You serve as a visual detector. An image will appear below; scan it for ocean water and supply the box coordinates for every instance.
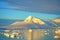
[0,29,60,40]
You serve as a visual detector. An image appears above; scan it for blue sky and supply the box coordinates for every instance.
[0,9,59,20]
[0,0,60,20]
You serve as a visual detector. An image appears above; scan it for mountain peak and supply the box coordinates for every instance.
[53,18,60,23]
[11,16,45,25]
[24,16,33,23]
[24,16,45,25]
[28,16,33,18]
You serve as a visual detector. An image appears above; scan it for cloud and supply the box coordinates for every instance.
[0,0,60,15]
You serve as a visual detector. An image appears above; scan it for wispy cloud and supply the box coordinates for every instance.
[0,0,60,15]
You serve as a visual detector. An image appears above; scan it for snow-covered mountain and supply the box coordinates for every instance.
[52,18,60,27]
[53,18,60,23]
[0,16,60,29]
[11,16,45,25]
[24,16,45,25]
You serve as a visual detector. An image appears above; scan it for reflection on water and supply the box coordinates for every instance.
[0,29,60,40]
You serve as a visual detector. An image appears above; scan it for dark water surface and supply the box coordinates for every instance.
[0,29,60,40]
